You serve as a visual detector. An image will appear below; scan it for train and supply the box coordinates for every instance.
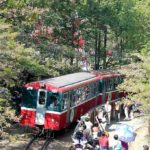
[19,70,125,131]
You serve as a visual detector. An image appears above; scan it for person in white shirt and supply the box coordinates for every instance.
[95,110,107,131]
[123,103,129,120]
[104,101,112,124]
[113,134,122,150]
[84,117,93,135]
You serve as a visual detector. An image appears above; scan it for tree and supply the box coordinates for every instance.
[118,52,150,114]
[0,17,50,134]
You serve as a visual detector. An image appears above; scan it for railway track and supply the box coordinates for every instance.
[24,130,53,150]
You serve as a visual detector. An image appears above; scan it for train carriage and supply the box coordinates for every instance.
[20,71,124,131]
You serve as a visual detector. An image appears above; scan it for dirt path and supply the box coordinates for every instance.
[129,126,150,150]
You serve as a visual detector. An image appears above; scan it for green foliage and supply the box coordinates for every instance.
[0,87,16,131]
[118,52,150,114]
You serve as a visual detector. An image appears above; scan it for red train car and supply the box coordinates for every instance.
[19,71,124,130]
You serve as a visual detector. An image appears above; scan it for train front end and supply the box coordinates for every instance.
[19,82,65,130]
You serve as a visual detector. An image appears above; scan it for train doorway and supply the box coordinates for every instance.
[35,89,47,125]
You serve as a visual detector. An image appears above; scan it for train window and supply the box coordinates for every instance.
[63,92,69,110]
[22,88,37,108]
[49,95,57,107]
[90,83,94,97]
[85,85,90,99]
[39,90,46,105]
[114,77,118,89]
[107,79,111,91]
[114,76,123,89]
[70,88,85,106]
[109,78,114,91]
[74,89,81,105]
[106,79,109,91]
[103,79,107,92]
[89,83,95,98]
[71,90,76,106]
[99,80,103,93]
[118,76,123,84]
[81,87,86,101]
[95,81,99,94]
[77,88,82,102]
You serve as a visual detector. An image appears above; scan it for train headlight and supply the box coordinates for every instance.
[27,87,33,90]
[40,82,45,88]
[51,119,55,122]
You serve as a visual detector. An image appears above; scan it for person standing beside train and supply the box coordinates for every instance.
[104,101,112,124]
[123,103,129,120]
[115,102,121,122]
[84,117,93,135]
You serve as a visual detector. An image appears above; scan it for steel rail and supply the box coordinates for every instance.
[24,132,41,150]
[40,138,51,150]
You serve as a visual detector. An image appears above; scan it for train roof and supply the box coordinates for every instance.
[25,70,123,92]
[92,70,121,78]
[41,72,96,88]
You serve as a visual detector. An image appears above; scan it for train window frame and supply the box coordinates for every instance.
[109,78,114,91]
[62,92,69,110]
[90,83,95,97]
[90,83,94,98]
[81,86,86,101]
[49,95,58,107]
[77,88,82,102]
[71,90,76,107]
[96,81,99,94]
[114,77,118,89]
[75,88,81,105]
[99,80,104,93]
[85,85,90,100]
[103,79,107,92]
[37,89,47,107]
[22,88,37,108]
[47,92,60,111]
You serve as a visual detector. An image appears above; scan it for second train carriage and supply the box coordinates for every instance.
[20,71,124,130]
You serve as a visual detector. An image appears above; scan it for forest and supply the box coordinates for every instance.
[0,0,150,131]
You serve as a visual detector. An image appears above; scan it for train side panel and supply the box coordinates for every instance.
[44,112,67,130]
[20,108,36,127]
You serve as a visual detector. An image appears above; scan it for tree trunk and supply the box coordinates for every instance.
[70,56,74,65]
[95,29,98,70]
[103,27,107,69]
[97,31,101,69]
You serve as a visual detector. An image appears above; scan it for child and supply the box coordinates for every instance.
[113,134,122,150]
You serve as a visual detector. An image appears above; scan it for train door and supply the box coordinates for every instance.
[65,90,76,124]
[35,89,47,125]
[65,91,72,124]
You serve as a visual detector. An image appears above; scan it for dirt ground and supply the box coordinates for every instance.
[129,126,150,150]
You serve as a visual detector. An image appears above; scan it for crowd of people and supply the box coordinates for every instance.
[70,100,144,150]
